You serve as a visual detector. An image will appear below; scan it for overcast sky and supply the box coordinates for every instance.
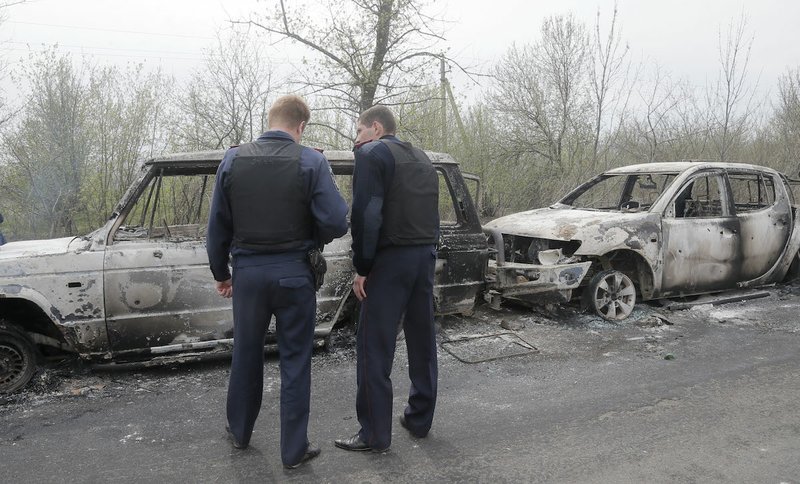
[2,0,799,101]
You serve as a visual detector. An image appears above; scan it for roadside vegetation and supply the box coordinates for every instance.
[1,0,799,240]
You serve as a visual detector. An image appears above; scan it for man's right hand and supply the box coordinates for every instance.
[216,279,233,298]
[352,275,367,301]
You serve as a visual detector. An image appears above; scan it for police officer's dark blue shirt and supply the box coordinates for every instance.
[207,130,349,282]
[350,135,400,276]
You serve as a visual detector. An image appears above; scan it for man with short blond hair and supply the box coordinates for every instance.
[207,94,348,469]
[267,94,311,128]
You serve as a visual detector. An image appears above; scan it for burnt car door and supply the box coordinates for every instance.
[660,171,742,295]
[726,170,792,280]
[103,165,232,354]
[321,156,487,322]
[433,163,487,315]
[314,164,356,334]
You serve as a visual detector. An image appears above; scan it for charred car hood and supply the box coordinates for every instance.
[485,207,653,243]
[0,237,78,261]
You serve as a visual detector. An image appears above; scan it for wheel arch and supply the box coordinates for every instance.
[595,249,657,300]
[0,296,72,351]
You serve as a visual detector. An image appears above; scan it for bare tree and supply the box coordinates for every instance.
[241,0,451,132]
[667,80,713,161]
[775,67,800,171]
[0,1,26,127]
[590,4,630,167]
[492,14,592,167]
[83,65,173,225]
[707,14,758,162]
[175,32,275,151]
[620,63,682,162]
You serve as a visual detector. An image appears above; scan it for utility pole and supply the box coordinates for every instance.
[440,55,447,151]
[445,81,469,150]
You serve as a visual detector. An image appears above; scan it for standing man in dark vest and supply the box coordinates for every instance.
[207,95,349,469]
[335,105,440,452]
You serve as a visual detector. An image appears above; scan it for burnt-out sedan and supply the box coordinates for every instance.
[484,162,800,320]
[0,150,487,393]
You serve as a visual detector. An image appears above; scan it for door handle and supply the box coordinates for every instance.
[153,250,163,259]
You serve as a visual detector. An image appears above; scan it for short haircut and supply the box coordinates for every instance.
[358,105,397,134]
[268,95,311,129]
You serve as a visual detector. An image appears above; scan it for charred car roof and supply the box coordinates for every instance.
[145,149,460,167]
[605,161,779,174]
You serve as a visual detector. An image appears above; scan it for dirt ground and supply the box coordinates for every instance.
[3,282,799,411]
[2,283,799,482]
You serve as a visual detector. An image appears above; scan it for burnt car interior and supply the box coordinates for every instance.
[728,173,776,212]
[112,161,465,246]
[563,173,677,212]
[673,175,726,218]
[330,165,462,225]
[114,167,216,242]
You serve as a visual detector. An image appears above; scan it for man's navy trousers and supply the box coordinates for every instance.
[356,244,438,450]
[227,253,315,466]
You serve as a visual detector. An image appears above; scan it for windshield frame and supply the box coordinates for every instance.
[557,172,679,212]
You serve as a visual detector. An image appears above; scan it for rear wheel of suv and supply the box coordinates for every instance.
[585,270,637,321]
[0,322,37,393]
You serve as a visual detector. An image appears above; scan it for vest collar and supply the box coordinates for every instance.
[258,130,296,142]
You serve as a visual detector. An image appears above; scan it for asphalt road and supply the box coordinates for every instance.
[2,285,800,483]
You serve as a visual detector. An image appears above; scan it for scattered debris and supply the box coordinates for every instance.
[634,313,673,327]
[441,332,538,364]
[500,319,525,331]
[69,384,105,396]
[664,290,771,310]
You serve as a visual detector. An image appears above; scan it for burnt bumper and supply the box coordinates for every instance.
[483,228,591,308]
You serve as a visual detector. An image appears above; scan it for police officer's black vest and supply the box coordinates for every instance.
[224,140,313,252]
[380,140,439,245]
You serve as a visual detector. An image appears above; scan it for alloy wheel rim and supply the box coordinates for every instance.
[594,272,636,320]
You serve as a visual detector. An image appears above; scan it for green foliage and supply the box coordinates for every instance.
[1,11,800,244]
[0,50,173,240]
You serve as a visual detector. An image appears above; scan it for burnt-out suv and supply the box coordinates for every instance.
[484,162,800,320]
[0,150,487,393]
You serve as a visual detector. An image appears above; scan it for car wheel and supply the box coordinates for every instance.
[0,322,38,394]
[585,270,637,321]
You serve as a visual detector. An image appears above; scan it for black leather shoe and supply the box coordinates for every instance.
[225,425,248,449]
[284,444,321,469]
[334,433,389,453]
[398,415,428,438]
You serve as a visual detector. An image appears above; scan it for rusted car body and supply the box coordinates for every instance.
[0,150,486,392]
[484,162,800,319]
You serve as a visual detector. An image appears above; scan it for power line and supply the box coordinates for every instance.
[2,43,299,65]
[5,40,205,58]
[7,20,215,40]
[3,46,204,62]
